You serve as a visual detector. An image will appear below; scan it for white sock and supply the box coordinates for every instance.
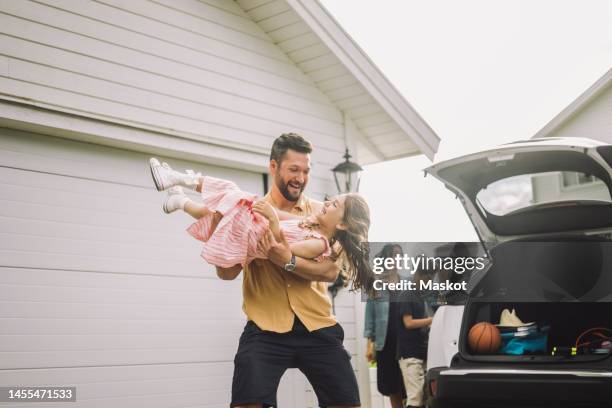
[181,170,202,190]
[165,190,190,213]
[177,195,190,210]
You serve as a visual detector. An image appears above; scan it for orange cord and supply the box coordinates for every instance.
[577,333,612,348]
[575,327,612,348]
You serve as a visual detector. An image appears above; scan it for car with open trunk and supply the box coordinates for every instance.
[423,137,612,407]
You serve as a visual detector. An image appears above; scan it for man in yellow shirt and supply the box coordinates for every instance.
[217,133,360,408]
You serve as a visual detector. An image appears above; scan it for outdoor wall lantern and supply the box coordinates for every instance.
[332,148,363,194]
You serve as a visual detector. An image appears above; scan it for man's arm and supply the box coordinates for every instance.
[258,229,339,282]
[292,256,339,282]
[216,265,242,280]
[289,239,327,260]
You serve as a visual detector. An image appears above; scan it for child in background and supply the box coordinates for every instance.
[397,268,433,408]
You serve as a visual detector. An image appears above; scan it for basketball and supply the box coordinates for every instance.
[468,322,501,354]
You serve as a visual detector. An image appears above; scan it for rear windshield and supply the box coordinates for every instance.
[476,171,612,216]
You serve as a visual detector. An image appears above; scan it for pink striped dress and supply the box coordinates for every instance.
[186,176,332,268]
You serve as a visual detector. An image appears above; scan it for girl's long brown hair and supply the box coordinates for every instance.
[330,194,375,297]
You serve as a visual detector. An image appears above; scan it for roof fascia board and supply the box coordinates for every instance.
[287,0,440,160]
[533,68,612,139]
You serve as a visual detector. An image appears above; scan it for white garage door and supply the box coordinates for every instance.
[0,128,285,407]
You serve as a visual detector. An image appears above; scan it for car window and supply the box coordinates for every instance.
[476,171,612,216]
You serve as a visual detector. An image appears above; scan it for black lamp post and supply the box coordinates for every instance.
[329,148,363,311]
[332,148,363,194]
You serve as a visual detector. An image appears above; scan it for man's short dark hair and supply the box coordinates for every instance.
[270,133,313,163]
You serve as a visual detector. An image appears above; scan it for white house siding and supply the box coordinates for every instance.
[544,83,612,143]
[531,173,609,204]
[0,0,352,199]
[0,127,262,407]
[0,1,367,406]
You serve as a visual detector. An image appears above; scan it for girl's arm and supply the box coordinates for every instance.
[253,201,326,260]
[252,201,282,241]
[289,239,326,260]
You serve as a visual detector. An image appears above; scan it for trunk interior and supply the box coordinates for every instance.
[461,301,612,362]
[459,238,612,363]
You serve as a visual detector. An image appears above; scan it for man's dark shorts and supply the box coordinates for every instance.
[231,317,360,407]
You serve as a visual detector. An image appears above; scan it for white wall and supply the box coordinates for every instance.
[532,173,609,203]
[546,84,612,143]
[0,128,261,407]
[0,0,353,199]
[0,1,368,405]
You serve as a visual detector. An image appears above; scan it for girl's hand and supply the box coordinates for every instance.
[253,200,277,221]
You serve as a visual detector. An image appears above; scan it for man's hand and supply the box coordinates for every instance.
[258,228,339,282]
[258,228,292,267]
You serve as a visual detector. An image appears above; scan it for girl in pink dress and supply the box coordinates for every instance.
[149,158,374,293]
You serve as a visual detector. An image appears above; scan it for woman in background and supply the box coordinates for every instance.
[364,244,406,408]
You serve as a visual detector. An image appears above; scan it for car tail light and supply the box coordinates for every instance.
[429,378,438,397]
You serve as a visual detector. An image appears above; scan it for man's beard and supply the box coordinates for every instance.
[276,176,303,202]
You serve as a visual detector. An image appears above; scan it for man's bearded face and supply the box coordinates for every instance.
[273,149,311,202]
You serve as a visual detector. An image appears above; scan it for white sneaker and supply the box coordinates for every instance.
[163,186,189,214]
[149,158,202,191]
[498,308,534,327]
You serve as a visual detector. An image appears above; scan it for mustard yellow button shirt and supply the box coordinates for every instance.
[242,193,338,333]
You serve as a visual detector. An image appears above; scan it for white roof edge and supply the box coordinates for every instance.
[533,67,612,139]
[287,0,440,160]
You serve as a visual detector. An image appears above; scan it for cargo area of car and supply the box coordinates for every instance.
[461,301,612,362]
[459,238,612,363]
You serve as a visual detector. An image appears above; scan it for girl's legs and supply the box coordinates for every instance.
[183,199,213,219]
[153,158,229,230]
[195,178,204,193]
[163,187,211,219]
[165,188,223,230]
[150,158,239,196]
[150,158,203,191]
